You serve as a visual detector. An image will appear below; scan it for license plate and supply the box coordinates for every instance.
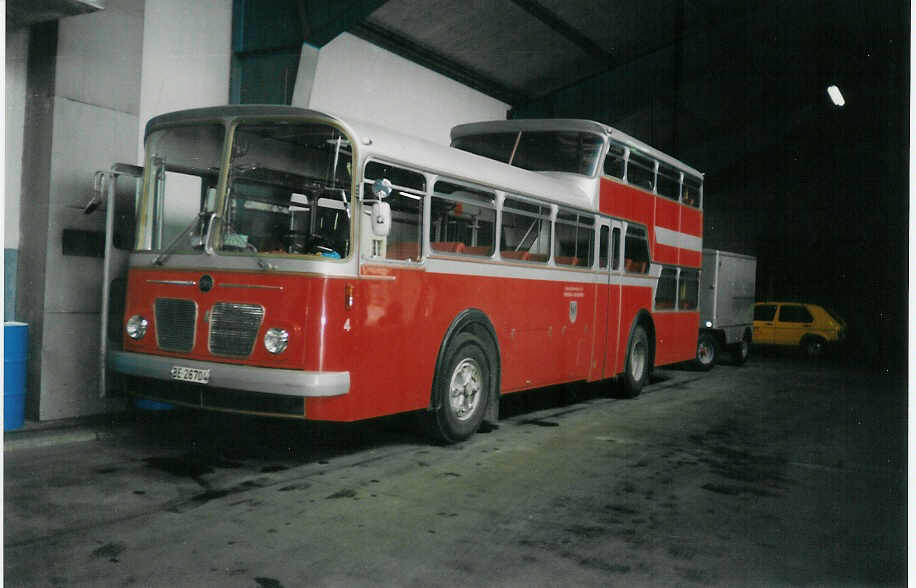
[170,366,210,384]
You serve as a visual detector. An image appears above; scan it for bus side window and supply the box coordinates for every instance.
[627,151,655,192]
[623,225,650,273]
[604,143,626,179]
[656,163,680,200]
[655,268,677,309]
[555,209,594,267]
[363,161,426,262]
[501,196,551,263]
[682,175,702,208]
[430,180,496,257]
[678,268,699,310]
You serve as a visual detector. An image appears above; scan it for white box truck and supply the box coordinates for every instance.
[695,249,757,369]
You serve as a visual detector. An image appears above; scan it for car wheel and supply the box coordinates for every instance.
[802,336,826,359]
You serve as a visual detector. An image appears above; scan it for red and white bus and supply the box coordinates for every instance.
[109,105,703,442]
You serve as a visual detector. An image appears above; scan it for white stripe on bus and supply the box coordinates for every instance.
[653,227,702,252]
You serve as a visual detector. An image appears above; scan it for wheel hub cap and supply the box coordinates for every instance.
[449,358,482,421]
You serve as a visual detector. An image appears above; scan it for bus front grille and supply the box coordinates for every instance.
[209,303,265,357]
[154,298,197,352]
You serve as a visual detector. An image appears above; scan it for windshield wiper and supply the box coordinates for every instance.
[153,211,213,266]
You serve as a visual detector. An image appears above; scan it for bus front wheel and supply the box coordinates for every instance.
[621,325,650,398]
[427,333,490,443]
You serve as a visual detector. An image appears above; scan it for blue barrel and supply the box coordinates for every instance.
[134,398,174,411]
[4,322,28,431]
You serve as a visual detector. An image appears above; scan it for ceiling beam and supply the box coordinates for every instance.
[507,0,612,63]
[350,21,527,106]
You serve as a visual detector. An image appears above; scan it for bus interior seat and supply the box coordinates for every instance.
[500,250,530,261]
[386,241,420,260]
[430,241,465,253]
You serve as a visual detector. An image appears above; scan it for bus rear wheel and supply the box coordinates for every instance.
[427,333,490,443]
[621,325,650,398]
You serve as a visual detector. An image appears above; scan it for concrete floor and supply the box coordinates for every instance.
[3,354,907,587]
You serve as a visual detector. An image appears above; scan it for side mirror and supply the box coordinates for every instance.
[371,201,391,237]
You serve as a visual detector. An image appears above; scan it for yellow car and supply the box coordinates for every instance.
[753,302,847,357]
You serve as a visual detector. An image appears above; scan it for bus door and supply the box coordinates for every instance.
[590,219,623,380]
[90,163,143,397]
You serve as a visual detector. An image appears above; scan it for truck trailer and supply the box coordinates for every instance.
[695,249,757,369]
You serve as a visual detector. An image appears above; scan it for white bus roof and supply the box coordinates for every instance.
[338,115,596,211]
[451,118,703,179]
[145,105,596,212]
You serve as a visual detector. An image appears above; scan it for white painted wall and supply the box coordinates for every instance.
[137,0,232,161]
[56,0,145,115]
[5,28,29,249]
[305,33,508,145]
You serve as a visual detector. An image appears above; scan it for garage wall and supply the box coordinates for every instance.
[17,0,146,421]
[137,0,232,160]
[305,33,508,144]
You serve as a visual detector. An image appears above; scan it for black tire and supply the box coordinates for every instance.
[426,333,491,443]
[621,325,650,398]
[801,336,826,359]
[695,332,717,371]
[733,333,751,365]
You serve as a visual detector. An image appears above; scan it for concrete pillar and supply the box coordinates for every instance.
[15,0,144,421]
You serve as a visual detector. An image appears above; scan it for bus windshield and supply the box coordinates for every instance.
[138,121,353,261]
[138,124,225,254]
[219,123,352,258]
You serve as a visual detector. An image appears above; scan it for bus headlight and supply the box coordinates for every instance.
[126,315,148,340]
[264,328,289,354]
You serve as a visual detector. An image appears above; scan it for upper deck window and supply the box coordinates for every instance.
[682,174,702,208]
[452,132,517,164]
[604,142,626,179]
[656,163,680,200]
[627,151,655,192]
[511,131,604,175]
[451,130,604,176]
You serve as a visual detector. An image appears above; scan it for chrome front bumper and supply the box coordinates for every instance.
[110,351,349,398]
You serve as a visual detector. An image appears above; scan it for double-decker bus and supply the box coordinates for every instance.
[109,105,703,442]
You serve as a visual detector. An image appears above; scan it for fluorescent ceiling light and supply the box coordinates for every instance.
[827,85,845,107]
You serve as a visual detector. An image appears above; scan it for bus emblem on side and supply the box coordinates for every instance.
[569,301,578,324]
[199,275,214,292]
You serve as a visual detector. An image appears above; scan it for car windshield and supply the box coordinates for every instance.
[218,122,352,258]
